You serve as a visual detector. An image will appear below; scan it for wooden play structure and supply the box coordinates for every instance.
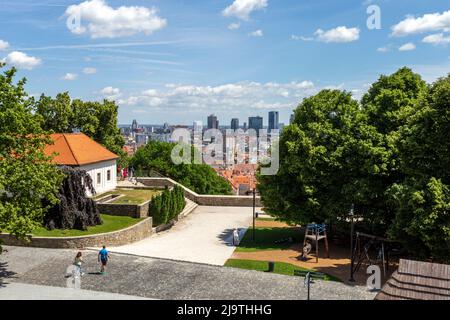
[350,232,396,279]
[302,224,330,263]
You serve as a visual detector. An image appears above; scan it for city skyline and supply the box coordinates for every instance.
[1,1,448,124]
[121,111,284,128]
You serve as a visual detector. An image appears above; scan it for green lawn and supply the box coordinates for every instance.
[256,217,277,222]
[224,259,340,281]
[94,188,161,204]
[235,227,303,252]
[31,214,143,237]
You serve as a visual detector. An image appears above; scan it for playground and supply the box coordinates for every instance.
[228,218,398,285]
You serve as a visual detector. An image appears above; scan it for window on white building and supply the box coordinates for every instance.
[97,172,101,185]
[107,170,111,181]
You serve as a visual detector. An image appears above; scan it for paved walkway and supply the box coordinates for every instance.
[0,246,375,300]
[109,206,255,265]
[0,282,151,300]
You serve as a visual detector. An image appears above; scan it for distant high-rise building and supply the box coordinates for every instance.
[249,116,263,133]
[243,122,247,130]
[268,111,279,133]
[289,113,295,124]
[131,119,138,132]
[193,121,203,132]
[231,118,239,131]
[207,114,219,129]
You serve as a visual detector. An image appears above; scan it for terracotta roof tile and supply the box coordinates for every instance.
[44,133,119,166]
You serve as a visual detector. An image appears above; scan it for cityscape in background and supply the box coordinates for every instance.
[120,110,291,195]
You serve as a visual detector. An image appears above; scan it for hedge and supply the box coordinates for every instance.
[150,186,186,226]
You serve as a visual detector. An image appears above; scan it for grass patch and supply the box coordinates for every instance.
[256,217,276,222]
[224,259,340,281]
[31,214,143,237]
[235,227,302,252]
[94,188,161,204]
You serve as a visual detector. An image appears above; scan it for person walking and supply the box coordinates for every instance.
[98,245,110,274]
[74,251,85,276]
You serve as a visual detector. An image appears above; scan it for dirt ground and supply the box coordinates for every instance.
[232,219,397,285]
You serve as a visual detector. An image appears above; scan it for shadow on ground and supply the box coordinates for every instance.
[0,261,17,287]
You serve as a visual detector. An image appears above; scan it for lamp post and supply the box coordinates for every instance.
[252,188,256,241]
[349,203,356,282]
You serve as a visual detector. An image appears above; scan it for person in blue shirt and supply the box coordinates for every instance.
[98,245,110,274]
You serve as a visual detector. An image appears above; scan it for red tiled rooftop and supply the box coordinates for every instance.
[44,133,119,166]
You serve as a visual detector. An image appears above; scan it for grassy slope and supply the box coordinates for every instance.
[224,259,340,281]
[94,189,161,204]
[31,214,143,237]
[235,227,302,252]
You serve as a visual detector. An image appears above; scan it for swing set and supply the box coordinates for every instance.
[350,232,396,279]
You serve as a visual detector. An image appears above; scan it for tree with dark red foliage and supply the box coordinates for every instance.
[44,166,102,230]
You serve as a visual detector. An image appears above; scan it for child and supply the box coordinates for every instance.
[98,246,110,274]
[74,252,85,276]
[300,241,312,261]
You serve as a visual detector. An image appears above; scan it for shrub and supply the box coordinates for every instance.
[149,186,186,226]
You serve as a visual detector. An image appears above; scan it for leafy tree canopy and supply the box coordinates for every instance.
[34,92,126,163]
[258,68,450,262]
[0,64,64,240]
[131,140,232,195]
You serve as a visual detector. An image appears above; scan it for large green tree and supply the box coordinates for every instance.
[35,94,126,162]
[387,74,450,262]
[258,68,450,262]
[131,140,232,195]
[258,89,388,231]
[0,65,64,242]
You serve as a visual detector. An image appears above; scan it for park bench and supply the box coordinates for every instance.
[294,270,326,300]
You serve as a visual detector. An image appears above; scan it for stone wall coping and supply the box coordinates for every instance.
[0,217,151,241]
[137,177,259,199]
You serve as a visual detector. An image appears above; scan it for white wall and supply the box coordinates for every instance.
[79,159,117,196]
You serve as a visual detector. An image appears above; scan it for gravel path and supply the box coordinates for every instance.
[109,206,255,265]
[0,246,376,300]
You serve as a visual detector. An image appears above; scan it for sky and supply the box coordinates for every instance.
[0,0,449,125]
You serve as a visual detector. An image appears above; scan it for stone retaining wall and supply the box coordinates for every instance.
[0,217,152,249]
[96,200,150,219]
[137,177,262,207]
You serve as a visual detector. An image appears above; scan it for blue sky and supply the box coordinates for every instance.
[0,0,449,125]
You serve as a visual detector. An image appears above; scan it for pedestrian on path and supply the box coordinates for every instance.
[98,246,110,274]
[74,252,84,276]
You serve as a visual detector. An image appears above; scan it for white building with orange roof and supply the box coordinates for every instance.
[44,133,119,195]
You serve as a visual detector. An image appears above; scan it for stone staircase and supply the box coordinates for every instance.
[179,198,198,218]
[151,198,198,234]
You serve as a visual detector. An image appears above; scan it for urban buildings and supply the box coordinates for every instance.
[248,116,263,133]
[231,118,239,131]
[268,111,279,133]
[207,114,219,129]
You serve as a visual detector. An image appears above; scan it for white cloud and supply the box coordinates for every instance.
[1,51,41,70]
[65,0,167,39]
[391,10,450,36]
[62,73,78,80]
[228,22,241,30]
[100,86,121,100]
[222,0,268,21]
[0,40,9,50]
[83,67,97,74]
[422,33,450,45]
[398,42,416,51]
[248,29,263,37]
[377,46,389,52]
[116,80,317,113]
[291,35,313,41]
[314,26,360,43]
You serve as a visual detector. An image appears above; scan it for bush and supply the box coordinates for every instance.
[131,140,232,195]
[149,186,186,226]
